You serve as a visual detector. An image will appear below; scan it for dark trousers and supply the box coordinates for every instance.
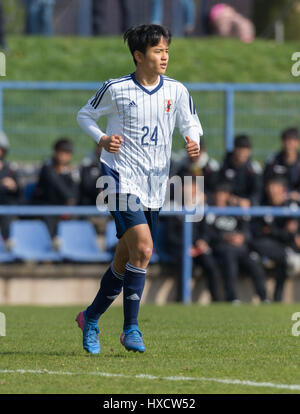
[194,252,221,301]
[25,0,54,35]
[0,2,5,49]
[93,0,130,34]
[215,244,267,302]
[0,215,12,240]
[253,237,288,302]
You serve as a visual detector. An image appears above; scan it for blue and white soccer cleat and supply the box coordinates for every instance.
[120,325,145,353]
[76,310,100,354]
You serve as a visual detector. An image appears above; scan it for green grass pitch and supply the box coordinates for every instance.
[0,303,300,394]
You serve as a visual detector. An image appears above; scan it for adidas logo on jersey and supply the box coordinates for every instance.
[129,100,137,107]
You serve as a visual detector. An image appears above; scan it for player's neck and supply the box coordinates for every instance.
[134,68,160,87]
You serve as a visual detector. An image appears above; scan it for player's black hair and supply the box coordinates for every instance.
[123,24,172,65]
[281,127,299,141]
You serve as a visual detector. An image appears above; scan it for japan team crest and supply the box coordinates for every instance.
[164,99,173,113]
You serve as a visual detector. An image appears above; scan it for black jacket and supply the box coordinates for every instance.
[219,152,262,204]
[264,151,300,192]
[0,161,20,204]
[175,153,220,196]
[252,200,300,249]
[33,159,79,205]
[193,212,252,249]
[79,153,102,205]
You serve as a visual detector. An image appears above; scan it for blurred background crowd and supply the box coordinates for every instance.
[0,0,300,48]
[1,125,300,303]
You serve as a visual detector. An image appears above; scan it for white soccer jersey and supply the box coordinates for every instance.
[77,73,203,208]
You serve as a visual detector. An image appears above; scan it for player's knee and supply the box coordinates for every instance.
[130,243,153,263]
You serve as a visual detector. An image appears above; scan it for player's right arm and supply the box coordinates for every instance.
[77,81,122,153]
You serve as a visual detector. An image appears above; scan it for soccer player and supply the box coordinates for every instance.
[76,24,203,354]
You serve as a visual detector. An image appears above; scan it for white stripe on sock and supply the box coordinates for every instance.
[110,263,124,280]
[125,263,147,274]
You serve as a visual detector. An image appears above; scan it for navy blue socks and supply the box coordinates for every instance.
[123,262,146,330]
[85,261,147,331]
[86,263,124,321]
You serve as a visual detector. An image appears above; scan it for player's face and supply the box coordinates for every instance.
[139,37,169,75]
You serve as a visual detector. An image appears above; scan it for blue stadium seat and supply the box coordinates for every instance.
[57,220,112,262]
[105,220,118,252]
[10,220,62,262]
[0,233,15,262]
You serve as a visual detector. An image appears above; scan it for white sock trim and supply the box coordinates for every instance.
[125,262,147,274]
[110,263,124,280]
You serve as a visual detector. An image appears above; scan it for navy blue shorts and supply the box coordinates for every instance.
[108,193,161,241]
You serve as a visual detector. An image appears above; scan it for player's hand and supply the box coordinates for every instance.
[100,135,123,153]
[185,136,199,159]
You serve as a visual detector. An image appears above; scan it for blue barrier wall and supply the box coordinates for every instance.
[1,205,300,303]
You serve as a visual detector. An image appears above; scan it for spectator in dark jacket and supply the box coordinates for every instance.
[0,0,6,51]
[252,177,295,301]
[79,144,102,206]
[0,131,20,239]
[175,139,219,202]
[219,134,263,207]
[264,127,300,203]
[33,138,79,236]
[200,181,267,303]
[191,209,222,302]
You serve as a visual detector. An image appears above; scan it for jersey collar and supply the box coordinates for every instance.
[131,73,164,95]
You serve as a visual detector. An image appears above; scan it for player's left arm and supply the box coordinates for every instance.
[176,85,203,158]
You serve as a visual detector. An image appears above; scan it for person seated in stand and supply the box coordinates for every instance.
[219,134,263,208]
[79,144,102,206]
[175,138,219,202]
[202,181,267,304]
[264,127,300,203]
[0,131,20,239]
[33,138,79,236]
[252,177,294,302]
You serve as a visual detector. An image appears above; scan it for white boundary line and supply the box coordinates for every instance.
[0,369,299,391]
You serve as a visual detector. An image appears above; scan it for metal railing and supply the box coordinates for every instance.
[0,81,300,159]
